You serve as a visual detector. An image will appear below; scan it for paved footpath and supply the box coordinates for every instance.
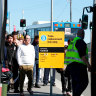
[7,82,63,96]
[7,71,91,96]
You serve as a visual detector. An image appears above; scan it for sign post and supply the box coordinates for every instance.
[39,31,65,95]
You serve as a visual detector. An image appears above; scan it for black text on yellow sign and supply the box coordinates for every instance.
[39,31,65,68]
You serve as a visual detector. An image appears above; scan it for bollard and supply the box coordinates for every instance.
[2,84,7,96]
[0,84,2,96]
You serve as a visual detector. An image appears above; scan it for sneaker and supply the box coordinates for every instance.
[52,83,56,86]
[48,80,50,83]
[32,84,34,88]
[35,84,41,88]
[43,83,47,86]
[66,91,72,96]
[27,89,33,95]
[62,91,67,96]
[20,92,24,96]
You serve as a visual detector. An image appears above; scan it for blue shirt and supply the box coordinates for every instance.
[34,45,39,60]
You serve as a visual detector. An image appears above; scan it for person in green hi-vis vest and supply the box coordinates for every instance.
[64,29,91,96]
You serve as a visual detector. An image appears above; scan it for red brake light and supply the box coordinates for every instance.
[54,24,58,27]
[77,24,81,27]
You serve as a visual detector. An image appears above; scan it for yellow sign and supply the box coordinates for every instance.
[39,31,65,68]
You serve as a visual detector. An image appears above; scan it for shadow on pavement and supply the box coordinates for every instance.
[7,91,63,96]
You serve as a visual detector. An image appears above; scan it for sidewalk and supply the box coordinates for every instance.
[7,72,91,96]
[7,82,63,96]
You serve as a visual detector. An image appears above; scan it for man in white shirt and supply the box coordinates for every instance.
[17,35,35,96]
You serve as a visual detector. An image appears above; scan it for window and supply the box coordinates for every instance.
[31,29,34,38]
[71,28,81,35]
[27,29,31,36]
[34,29,38,36]
[54,28,65,31]
[46,27,51,31]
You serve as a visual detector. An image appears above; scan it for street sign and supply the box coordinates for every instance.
[39,31,65,68]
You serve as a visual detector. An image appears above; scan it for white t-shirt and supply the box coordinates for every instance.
[16,44,35,66]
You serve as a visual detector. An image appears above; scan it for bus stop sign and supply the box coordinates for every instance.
[39,31,65,68]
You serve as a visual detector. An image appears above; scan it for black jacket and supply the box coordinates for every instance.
[5,42,16,66]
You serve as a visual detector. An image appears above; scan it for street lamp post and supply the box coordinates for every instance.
[51,0,53,32]
[70,0,72,22]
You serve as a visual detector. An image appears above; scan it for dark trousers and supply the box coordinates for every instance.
[35,64,40,84]
[65,69,72,92]
[61,71,67,92]
[56,69,67,92]
[20,65,33,92]
[33,63,40,84]
[8,60,19,91]
[43,68,55,84]
[66,63,88,96]
[13,59,19,91]
[13,66,19,90]
[66,75,72,92]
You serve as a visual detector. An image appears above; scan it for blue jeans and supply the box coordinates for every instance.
[33,63,40,84]
[43,68,55,84]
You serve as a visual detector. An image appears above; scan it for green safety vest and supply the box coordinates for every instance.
[64,37,88,65]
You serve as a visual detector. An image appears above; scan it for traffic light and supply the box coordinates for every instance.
[90,21,93,29]
[20,19,26,27]
[82,14,88,30]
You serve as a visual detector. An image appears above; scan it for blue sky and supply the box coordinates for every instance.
[7,0,93,43]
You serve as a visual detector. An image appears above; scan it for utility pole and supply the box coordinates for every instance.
[70,0,72,22]
[91,0,96,96]
[51,0,53,31]
[50,0,53,95]
[22,10,24,34]
[22,10,24,19]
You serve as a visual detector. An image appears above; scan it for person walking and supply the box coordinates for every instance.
[5,34,14,71]
[17,35,35,96]
[32,35,41,88]
[12,32,20,93]
[64,40,72,95]
[5,34,19,92]
[64,29,91,96]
